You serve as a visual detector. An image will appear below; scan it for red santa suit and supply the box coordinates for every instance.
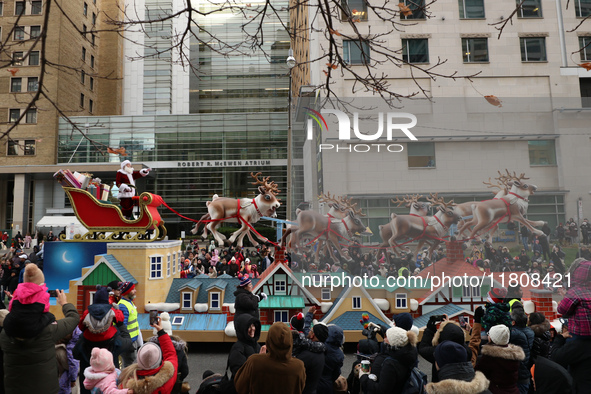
[115,160,150,218]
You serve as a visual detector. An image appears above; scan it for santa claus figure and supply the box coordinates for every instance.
[115,160,150,219]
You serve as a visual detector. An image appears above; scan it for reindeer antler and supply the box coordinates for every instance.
[250,172,281,196]
[339,195,365,217]
[319,192,339,205]
[483,177,504,192]
[390,194,423,207]
[427,193,455,209]
[504,169,529,183]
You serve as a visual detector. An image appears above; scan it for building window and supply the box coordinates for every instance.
[576,0,591,17]
[171,316,184,325]
[462,285,481,298]
[181,292,192,310]
[25,108,36,123]
[274,310,288,322]
[12,51,23,66]
[352,296,361,309]
[343,40,370,65]
[462,37,488,62]
[166,254,171,277]
[80,93,85,108]
[30,26,41,38]
[31,1,42,15]
[15,1,24,15]
[321,288,331,301]
[90,77,94,91]
[29,51,39,65]
[520,37,546,61]
[82,24,87,35]
[91,34,95,45]
[395,293,407,309]
[408,141,435,168]
[82,46,86,61]
[92,12,96,25]
[401,0,425,19]
[172,252,177,275]
[580,36,591,61]
[528,140,556,166]
[88,99,93,113]
[581,78,591,108]
[0,2,3,15]
[150,256,162,279]
[458,0,484,18]
[9,109,20,122]
[11,78,22,92]
[80,70,85,84]
[210,292,220,310]
[27,77,38,92]
[402,38,429,63]
[83,2,87,16]
[274,274,286,295]
[14,26,25,40]
[90,55,95,68]
[518,0,542,18]
[341,0,367,21]
[7,139,35,156]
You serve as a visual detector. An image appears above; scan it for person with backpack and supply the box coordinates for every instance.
[425,340,491,394]
[359,326,420,394]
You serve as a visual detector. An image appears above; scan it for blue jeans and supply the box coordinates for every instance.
[521,237,529,251]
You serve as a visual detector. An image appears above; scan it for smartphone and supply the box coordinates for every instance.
[459,316,469,328]
[149,310,158,325]
[48,290,58,297]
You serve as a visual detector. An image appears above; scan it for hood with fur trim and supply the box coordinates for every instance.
[425,371,490,394]
[529,320,551,337]
[480,344,525,361]
[124,361,175,394]
[147,334,188,355]
[432,320,466,346]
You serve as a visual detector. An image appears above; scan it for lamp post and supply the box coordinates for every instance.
[286,48,296,220]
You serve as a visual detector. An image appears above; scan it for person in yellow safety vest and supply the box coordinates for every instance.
[118,281,143,367]
[506,284,524,312]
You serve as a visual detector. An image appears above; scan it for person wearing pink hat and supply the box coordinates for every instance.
[83,347,132,394]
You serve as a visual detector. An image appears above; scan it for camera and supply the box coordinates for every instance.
[149,310,158,325]
[431,315,446,322]
[48,290,58,297]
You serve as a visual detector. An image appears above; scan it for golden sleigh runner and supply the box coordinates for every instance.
[61,187,167,242]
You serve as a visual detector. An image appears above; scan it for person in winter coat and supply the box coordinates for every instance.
[508,309,534,394]
[83,347,132,394]
[291,313,326,394]
[475,325,525,394]
[119,316,179,394]
[146,312,190,394]
[550,318,591,394]
[557,259,591,337]
[419,317,470,382]
[0,282,79,394]
[233,276,266,319]
[74,286,132,394]
[527,312,552,362]
[530,356,573,394]
[234,322,306,394]
[317,324,345,394]
[425,340,491,394]
[57,327,82,394]
[359,327,419,394]
[228,313,262,379]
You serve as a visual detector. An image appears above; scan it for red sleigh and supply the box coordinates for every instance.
[61,187,167,242]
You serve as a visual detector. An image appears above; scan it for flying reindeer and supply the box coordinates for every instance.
[378,194,430,252]
[191,172,281,247]
[380,193,460,257]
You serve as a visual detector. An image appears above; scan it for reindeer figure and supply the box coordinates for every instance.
[381,193,460,257]
[464,171,545,241]
[191,172,281,247]
[378,195,430,250]
[287,201,370,263]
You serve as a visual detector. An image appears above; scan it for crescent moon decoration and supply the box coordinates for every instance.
[62,251,73,263]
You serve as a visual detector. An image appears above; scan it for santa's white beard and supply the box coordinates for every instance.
[125,166,134,174]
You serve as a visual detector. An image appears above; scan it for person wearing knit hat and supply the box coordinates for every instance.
[393,312,414,331]
[290,312,305,332]
[427,340,491,394]
[107,280,121,305]
[487,287,508,304]
[115,160,151,219]
[234,274,266,319]
[360,326,418,394]
[476,325,525,394]
[83,347,131,394]
[118,281,140,368]
[119,316,179,393]
[9,263,50,313]
[311,323,329,343]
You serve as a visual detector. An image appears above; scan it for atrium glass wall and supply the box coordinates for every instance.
[189,0,291,113]
[58,114,288,223]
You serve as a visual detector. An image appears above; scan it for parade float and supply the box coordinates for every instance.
[48,168,560,343]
